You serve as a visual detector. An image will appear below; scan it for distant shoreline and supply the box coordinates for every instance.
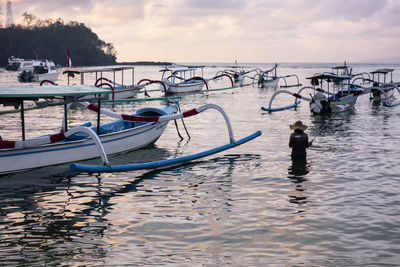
[115,61,174,66]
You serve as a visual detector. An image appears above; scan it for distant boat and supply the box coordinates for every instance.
[369,68,398,103]
[18,60,60,83]
[252,64,302,89]
[62,66,145,100]
[159,66,208,94]
[6,57,41,72]
[262,63,367,114]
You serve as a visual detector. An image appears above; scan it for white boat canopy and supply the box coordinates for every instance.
[0,85,112,141]
[0,85,111,99]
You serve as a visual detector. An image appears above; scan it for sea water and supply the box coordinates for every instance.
[0,62,399,266]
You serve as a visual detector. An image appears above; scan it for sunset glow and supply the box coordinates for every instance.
[3,0,400,63]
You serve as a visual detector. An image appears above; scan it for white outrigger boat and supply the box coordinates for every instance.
[262,72,365,114]
[138,66,235,96]
[252,64,302,89]
[367,69,400,105]
[216,65,258,86]
[0,85,260,175]
[261,62,384,114]
[62,66,145,100]
[158,66,208,94]
[18,60,60,83]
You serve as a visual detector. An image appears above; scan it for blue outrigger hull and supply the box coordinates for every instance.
[70,130,261,173]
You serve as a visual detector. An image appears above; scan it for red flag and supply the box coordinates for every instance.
[67,49,72,68]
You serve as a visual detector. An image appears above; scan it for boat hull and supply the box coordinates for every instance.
[329,95,357,113]
[106,85,144,99]
[80,84,145,100]
[262,78,280,89]
[34,71,60,83]
[0,121,169,175]
[167,81,204,94]
[310,94,357,114]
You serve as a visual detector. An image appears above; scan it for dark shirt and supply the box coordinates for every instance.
[289,129,310,158]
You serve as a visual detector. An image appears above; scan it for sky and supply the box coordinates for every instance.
[1,0,400,63]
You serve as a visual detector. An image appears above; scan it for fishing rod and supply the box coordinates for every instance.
[310,111,341,144]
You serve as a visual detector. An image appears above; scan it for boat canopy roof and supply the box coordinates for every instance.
[370,68,394,74]
[0,85,110,98]
[306,73,352,80]
[160,66,200,73]
[63,66,135,75]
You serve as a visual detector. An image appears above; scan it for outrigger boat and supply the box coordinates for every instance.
[157,66,208,94]
[262,72,364,114]
[367,69,400,105]
[139,66,235,96]
[216,65,258,86]
[0,85,260,175]
[61,66,145,100]
[252,64,302,89]
[262,63,377,114]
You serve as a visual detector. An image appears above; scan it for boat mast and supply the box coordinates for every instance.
[20,100,25,140]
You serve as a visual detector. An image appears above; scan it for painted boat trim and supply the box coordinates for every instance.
[70,130,262,173]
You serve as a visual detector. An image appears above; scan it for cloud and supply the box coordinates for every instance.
[5,0,400,62]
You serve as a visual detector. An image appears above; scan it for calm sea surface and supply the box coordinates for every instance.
[0,62,399,266]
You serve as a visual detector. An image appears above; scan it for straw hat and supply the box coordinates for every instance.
[290,121,308,130]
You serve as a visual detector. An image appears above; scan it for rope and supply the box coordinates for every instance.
[177,102,191,139]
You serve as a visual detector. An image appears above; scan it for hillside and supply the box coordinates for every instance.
[0,13,117,67]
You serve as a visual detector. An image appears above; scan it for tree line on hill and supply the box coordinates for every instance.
[0,13,117,67]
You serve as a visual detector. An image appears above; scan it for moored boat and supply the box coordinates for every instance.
[62,66,145,100]
[1,84,261,175]
[263,72,364,114]
[6,57,41,71]
[18,60,60,83]
[159,66,208,94]
[368,68,400,104]
[0,84,175,175]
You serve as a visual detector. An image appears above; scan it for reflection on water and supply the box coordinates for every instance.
[288,158,309,206]
[1,63,400,265]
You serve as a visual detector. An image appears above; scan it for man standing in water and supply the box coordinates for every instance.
[289,121,312,161]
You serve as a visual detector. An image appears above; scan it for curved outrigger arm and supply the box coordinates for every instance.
[352,72,371,82]
[296,86,336,97]
[66,103,262,173]
[184,76,209,90]
[382,84,400,107]
[280,74,302,88]
[0,126,109,166]
[207,74,234,87]
[351,77,375,88]
[261,89,311,113]
[138,79,167,96]
[75,102,236,143]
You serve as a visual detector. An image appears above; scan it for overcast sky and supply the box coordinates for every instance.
[2,0,400,63]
